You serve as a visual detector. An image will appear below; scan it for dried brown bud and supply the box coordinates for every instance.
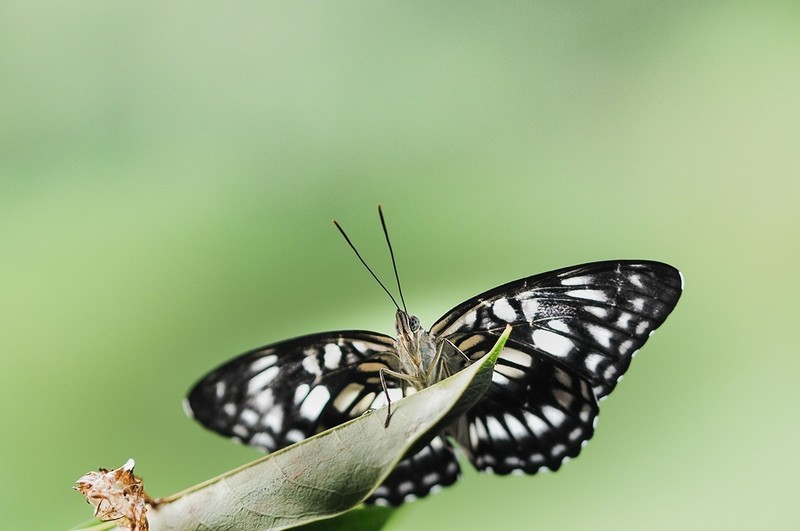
[74,458,149,531]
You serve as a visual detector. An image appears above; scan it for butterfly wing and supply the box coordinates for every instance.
[185,330,458,506]
[368,435,460,506]
[445,334,599,473]
[185,331,400,450]
[432,260,682,472]
[431,260,683,398]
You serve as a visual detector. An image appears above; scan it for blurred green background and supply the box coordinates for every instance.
[2,2,798,529]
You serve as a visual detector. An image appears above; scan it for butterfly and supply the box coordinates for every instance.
[184,208,683,506]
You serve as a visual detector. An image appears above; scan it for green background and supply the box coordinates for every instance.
[2,2,798,529]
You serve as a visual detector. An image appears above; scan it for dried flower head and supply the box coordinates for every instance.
[74,458,149,531]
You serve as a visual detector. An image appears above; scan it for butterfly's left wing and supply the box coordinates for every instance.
[185,331,401,450]
[432,260,683,473]
[185,330,459,506]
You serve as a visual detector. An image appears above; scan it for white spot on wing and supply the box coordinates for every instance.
[552,389,573,409]
[561,275,592,286]
[247,366,280,393]
[529,453,545,465]
[501,348,533,367]
[491,371,512,386]
[251,432,275,449]
[464,311,477,327]
[250,355,277,372]
[352,341,367,353]
[495,363,526,380]
[541,405,566,427]
[286,429,304,443]
[587,324,613,348]
[492,298,517,322]
[532,329,573,357]
[422,472,439,486]
[240,408,259,426]
[521,299,540,320]
[616,312,632,329]
[252,388,274,410]
[458,334,484,351]
[631,297,645,311]
[585,352,604,372]
[324,344,342,369]
[522,409,550,437]
[629,274,644,288]
[485,416,509,440]
[585,305,608,319]
[370,387,404,408]
[504,413,529,440]
[293,383,310,405]
[264,407,284,432]
[554,369,572,388]
[332,383,364,412]
[399,481,415,494]
[299,386,330,420]
[566,289,607,302]
[215,381,226,399]
[302,355,321,375]
[350,392,376,415]
[473,417,489,442]
[223,403,236,416]
[635,320,650,335]
[548,319,570,333]
[469,424,479,447]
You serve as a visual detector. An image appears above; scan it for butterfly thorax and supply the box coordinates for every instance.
[395,310,460,388]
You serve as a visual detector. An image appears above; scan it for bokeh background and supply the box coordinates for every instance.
[2,2,798,529]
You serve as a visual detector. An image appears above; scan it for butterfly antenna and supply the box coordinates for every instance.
[333,218,401,310]
[378,205,408,313]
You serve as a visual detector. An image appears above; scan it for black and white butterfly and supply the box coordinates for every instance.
[185,209,682,506]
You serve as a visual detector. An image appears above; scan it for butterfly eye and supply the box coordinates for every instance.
[408,315,420,331]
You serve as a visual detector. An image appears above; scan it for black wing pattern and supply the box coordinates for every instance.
[186,260,682,505]
[433,260,682,473]
[185,331,398,450]
[185,330,457,505]
[444,335,599,474]
[368,435,460,506]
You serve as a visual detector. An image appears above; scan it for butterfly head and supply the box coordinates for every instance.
[395,309,440,384]
[395,309,421,339]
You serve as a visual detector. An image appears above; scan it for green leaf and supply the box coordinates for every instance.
[125,326,510,531]
[292,506,393,531]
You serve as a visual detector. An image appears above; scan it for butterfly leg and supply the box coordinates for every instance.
[444,338,471,363]
[379,368,418,428]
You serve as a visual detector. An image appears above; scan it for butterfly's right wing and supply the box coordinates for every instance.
[431,260,683,399]
[432,260,682,474]
[185,330,400,451]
